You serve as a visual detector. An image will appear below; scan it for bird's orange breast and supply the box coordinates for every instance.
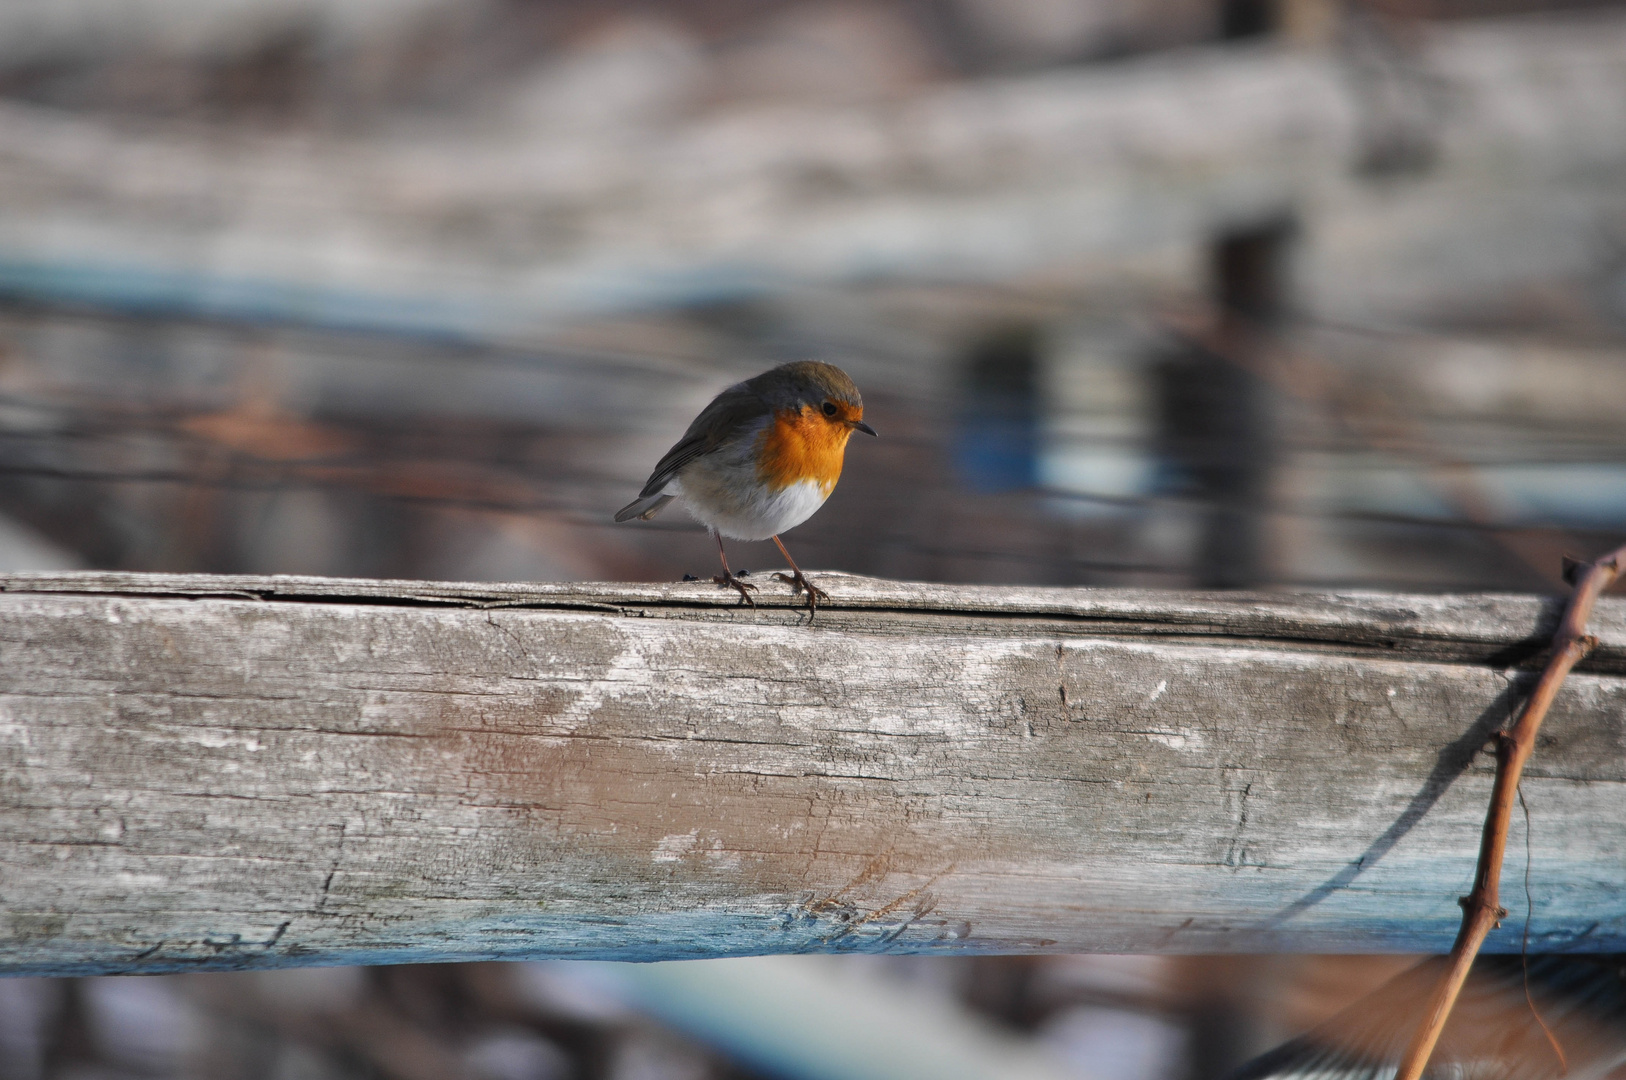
[755,405,854,495]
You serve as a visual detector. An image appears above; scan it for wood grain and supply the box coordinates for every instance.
[2,571,1623,975]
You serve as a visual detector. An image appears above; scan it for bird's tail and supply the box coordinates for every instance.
[614,493,676,523]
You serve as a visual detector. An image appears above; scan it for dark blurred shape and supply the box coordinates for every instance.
[954,324,1041,493]
[1213,220,1294,323]
[1180,956,1274,1080]
[1224,953,1626,1079]
[1155,219,1294,588]
[1221,0,1279,40]
[36,980,94,1079]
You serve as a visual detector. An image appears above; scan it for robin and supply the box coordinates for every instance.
[615,361,875,614]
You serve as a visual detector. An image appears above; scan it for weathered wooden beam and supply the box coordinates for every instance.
[2,571,1623,974]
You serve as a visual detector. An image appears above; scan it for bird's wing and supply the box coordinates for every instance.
[636,382,766,499]
[1224,955,1626,1080]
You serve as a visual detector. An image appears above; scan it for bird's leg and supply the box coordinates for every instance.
[771,535,829,615]
[710,531,757,606]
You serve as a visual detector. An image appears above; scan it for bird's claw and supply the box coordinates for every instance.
[774,571,830,615]
[712,572,758,607]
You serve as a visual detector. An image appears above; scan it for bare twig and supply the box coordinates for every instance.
[1394,540,1626,1080]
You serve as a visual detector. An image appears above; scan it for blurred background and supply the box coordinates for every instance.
[1,0,1624,1075]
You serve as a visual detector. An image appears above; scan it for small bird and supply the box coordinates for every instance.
[615,361,875,614]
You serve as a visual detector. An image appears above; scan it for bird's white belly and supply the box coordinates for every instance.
[675,472,830,541]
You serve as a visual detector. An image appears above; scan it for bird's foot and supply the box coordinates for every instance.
[712,571,758,607]
[773,570,830,615]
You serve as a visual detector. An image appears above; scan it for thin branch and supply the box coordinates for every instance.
[1394,540,1626,1080]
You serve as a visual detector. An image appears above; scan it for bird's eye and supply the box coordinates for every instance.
[821,401,838,417]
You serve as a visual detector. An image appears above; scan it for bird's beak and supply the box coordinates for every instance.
[853,420,877,437]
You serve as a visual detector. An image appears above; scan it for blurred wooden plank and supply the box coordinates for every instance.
[1,570,1623,974]
[3,15,1625,332]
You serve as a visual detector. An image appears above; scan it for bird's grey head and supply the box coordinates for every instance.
[747,361,863,413]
